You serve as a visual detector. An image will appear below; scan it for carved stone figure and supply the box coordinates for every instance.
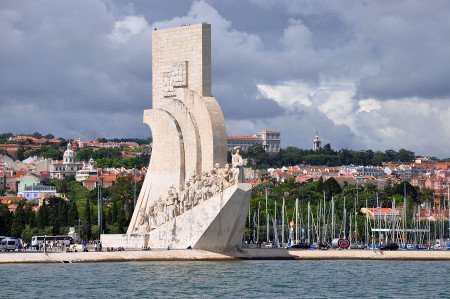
[165,186,178,221]
[232,146,244,183]
[156,196,166,226]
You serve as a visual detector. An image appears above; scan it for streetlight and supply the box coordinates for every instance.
[134,168,137,209]
[97,177,103,235]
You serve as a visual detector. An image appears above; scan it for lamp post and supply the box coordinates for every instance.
[78,219,81,243]
[97,177,103,235]
[134,168,137,209]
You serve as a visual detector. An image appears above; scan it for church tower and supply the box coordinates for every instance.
[313,131,321,152]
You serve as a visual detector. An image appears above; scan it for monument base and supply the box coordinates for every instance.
[101,183,251,251]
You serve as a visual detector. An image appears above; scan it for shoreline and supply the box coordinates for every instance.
[1,249,450,264]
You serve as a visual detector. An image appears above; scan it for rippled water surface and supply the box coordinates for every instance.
[1,260,449,298]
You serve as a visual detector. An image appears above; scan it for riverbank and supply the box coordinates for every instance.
[1,249,450,263]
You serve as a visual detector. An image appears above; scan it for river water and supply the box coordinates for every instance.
[1,260,449,298]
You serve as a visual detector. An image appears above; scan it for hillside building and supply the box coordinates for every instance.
[49,143,83,179]
[227,130,281,154]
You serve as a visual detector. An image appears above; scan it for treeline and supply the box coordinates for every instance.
[1,135,149,168]
[0,176,142,242]
[239,144,417,169]
[96,137,151,145]
[76,147,149,169]
[0,197,79,241]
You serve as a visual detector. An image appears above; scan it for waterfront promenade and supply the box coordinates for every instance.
[1,249,450,263]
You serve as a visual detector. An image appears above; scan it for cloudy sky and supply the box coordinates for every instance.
[1,0,449,157]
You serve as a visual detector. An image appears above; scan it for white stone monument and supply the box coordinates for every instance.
[101,23,251,251]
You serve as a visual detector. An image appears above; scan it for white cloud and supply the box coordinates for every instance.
[358,99,381,113]
[109,15,149,45]
[257,82,312,108]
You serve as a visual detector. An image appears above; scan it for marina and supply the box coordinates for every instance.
[245,185,450,251]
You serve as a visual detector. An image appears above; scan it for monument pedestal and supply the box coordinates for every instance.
[101,183,251,251]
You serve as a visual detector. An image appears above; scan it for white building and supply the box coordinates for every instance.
[0,154,13,165]
[18,183,57,200]
[339,165,386,177]
[50,143,83,179]
[75,158,98,182]
[227,130,281,154]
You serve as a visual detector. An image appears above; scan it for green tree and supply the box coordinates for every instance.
[32,132,43,138]
[15,146,25,161]
[245,144,269,169]
[67,199,79,226]
[316,176,324,193]
[0,204,12,235]
[117,207,125,234]
[42,148,63,160]
[323,177,342,200]
[83,198,92,240]
[397,149,415,162]
[10,202,26,237]
[37,202,49,229]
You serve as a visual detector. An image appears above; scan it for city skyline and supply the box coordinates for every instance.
[1,1,450,157]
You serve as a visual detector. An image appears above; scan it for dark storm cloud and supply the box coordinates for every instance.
[0,0,449,156]
[250,0,450,100]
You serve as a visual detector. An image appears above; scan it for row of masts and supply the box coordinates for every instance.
[246,186,450,249]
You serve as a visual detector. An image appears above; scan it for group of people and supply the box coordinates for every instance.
[37,239,72,252]
[134,147,245,234]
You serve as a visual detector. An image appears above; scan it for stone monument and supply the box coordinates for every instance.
[101,23,252,251]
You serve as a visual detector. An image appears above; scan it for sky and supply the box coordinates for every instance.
[1,0,449,157]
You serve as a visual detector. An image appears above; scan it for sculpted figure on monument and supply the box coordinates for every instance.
[232,146,244,183]
[194,175,203,206]
[148,206,156,229]
[138,208,147,226]
[187,177,196,209]
[156,196,166,226]
[165,186,178,221]
[220,164,232,189]
[201,178,212,202]
[177,185,186,215]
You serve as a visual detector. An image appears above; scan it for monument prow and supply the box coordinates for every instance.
[101,23,251,251]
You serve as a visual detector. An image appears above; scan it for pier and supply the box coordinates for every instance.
[1,249,450,264]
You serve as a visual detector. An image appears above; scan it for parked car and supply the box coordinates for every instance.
[380,243,399,251]
[289,243,310,249]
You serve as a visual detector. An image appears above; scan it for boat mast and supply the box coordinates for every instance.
[265,188,269,243]
[295,198,299,244]
[257,201,260,244]
[448,186,450,246]
[281,195,285,246]
[331,197,335,239]
[343,196,347,239]
[365,198,369,247]
[403,183,407,248]
[307,201,311,244]
[274,199,278,246]
[349,213,353,244]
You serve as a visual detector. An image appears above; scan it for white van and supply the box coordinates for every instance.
[3,237,22,252]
